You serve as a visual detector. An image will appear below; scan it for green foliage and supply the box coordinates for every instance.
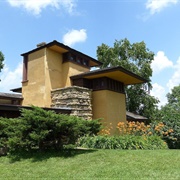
[0,51,4,74]
[116,120,179,149]
[0,106,101,152]
[159,107,180,149]
[77,135,168,150]
[0,117,8,148]
[159,84,180,149]
[96,38,159,119]
[166,85,180,105]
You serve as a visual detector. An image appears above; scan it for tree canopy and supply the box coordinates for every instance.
[160,85,180,148]
[0,51,4,76]
[161,84,180,114]
[96,38,159,119]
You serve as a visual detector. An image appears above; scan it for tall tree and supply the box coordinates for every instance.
[97,38,159,119]
[160,85,180,149]
[0,51,4,80]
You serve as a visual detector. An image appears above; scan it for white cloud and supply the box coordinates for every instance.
[0,63,22,93]
[151,51,173,74]
[62,29,87,46]
[167,57,180,91]
[150,83,167,107]
[7,0,76,15]
[146,0,178,14]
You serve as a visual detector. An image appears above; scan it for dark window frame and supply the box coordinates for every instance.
[72,77,125,93]
[63,52,90,68]
[22,55,28,82]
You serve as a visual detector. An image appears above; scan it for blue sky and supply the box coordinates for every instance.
[0,0,180,107]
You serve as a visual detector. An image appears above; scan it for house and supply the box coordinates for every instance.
[126,111,149,124]
[0,40,147,133]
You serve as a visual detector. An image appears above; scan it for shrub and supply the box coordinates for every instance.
[0,117,9,155]
[0,106,101,152]
[77,135,168,150]
[150,121,180,149]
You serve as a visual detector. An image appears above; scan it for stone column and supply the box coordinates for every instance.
[51,86,92,120]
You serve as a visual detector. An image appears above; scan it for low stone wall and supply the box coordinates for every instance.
[51,86,92,120]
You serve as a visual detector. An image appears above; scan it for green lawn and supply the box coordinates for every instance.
[0,149,179,179]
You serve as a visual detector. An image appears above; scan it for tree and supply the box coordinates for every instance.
[96,38,159,119]
[0,51,4,80]
[166,85,180,107]
[160,85,180,148]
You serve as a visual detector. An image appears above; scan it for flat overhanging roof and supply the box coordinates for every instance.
[0,92,23,100]
[71,66,148,85]
[0,104,72,114]
[21,40,102,67]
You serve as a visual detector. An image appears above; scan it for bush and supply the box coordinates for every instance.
[160,108,180,149]
[77,135,168,150]
[0,117,9,155]
[0,106,101,152]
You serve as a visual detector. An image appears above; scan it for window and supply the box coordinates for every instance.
[72,77,124,93]
[22,55,28,82]
[92,77,124,93]
[63,52,90,68]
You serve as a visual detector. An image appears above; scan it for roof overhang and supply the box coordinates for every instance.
[0,104,72,114]
[21,40,102,67]
[10,87,22,93]
[0,92,23,100]
[71,66,148,85]
[126,111,148,120]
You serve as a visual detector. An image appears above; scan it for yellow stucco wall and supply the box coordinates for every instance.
[46,49,63,89]
[22,48,90,107]
[92,90,126,134]
[62,62,89,87]
[22,49,47,107]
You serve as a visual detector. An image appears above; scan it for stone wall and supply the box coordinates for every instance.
[51,86,92,120]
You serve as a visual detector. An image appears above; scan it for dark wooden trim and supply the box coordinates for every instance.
[10,87,22,93]
[63,52,91,69]
[0,93,23,100]
[22,55,28,82]
[72,77,125,93]
[21,40,102,67]
[22,80,29,83]
[0,104,72,118]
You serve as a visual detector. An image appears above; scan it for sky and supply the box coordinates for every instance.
[0,0,180,107]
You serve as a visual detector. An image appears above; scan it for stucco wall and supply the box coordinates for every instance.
[46,49,63,89]
[92,90,126,134]
[22,48,90,107]
[22,49,46,106]
[51,86,92,120]
[62,62,89,87]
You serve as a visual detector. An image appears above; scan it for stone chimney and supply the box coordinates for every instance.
[37,42,46,48]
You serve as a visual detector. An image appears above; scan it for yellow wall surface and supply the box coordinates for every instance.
[46,49,63,89]
[62,62,89,87]
[22,49,47,107]
[92,90,126,134]
[22,47,90,107]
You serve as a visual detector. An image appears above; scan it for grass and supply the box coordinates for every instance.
[0,149,179,179]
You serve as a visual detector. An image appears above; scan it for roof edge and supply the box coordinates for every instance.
[21,40,102,66]
[71,66,148,84]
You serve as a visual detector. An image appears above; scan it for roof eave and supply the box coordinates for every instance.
[71,66,148,85]
[21,40,102,67]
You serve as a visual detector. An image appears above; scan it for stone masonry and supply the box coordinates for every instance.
[51,86,92,120]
